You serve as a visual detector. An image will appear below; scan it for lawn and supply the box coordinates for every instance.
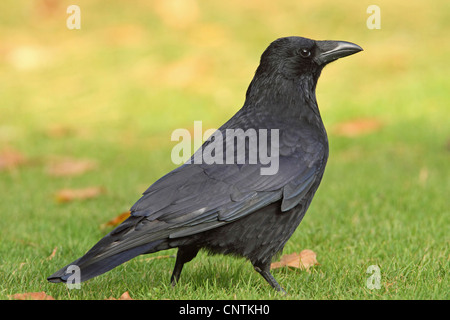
[0,0,448,300]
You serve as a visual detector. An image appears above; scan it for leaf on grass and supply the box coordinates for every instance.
[46,157,97,177]
[55,186,105,203]
[0,148,27,170]
[271,249,319,272]
[106,291,133,300]
[9,292,55,300]
[332,118,383,137]
[100,211,131,230]
[46,247,58,260]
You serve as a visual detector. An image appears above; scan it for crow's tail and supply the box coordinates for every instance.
[47,215,167,283]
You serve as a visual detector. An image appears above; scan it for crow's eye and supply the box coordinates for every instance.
[298,48,311,58]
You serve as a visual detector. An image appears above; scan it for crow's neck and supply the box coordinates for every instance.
[244,73,323,126]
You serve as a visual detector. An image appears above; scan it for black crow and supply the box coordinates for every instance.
[48,36,362,292]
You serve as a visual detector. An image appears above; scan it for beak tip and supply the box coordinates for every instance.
[315,40,363,65]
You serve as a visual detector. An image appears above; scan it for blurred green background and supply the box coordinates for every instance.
[0,0,448,299]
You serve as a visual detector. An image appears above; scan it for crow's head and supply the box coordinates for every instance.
[256,36,362,80]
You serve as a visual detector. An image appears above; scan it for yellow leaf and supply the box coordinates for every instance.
[271,249,319,272]
[0,148,27,170]
[9,292,55,300]
[106,291,133,300]
[332,118,383,137]
[55,186,104,203]
[100,211,131,230]
[46,247,58,260]
[46,157,97,177]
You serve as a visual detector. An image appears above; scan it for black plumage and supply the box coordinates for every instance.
[48,36,362,292]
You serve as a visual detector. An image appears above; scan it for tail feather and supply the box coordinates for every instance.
[47,215,168,283]
[47,239,164,283]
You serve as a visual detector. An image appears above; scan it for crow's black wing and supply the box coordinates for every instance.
[124,124,328,242]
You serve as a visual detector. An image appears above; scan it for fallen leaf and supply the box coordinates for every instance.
[100,211,131,230]
[9,292,55,300]
[46,157,97,177]
[46,247,58,260]
[118,291,133,300]
[0,148,27,170]
[55,186,105,203]
[333,118,383,137]
[271,249,319,272]
[35,0,62,17]
[106,291,133,300]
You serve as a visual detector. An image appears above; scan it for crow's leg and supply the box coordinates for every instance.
[253,261,286,294]
[170,246,199,286]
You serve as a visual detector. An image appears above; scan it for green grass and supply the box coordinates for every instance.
[0,0,448,299]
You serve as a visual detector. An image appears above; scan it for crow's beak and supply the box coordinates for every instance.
[314,40,363,66]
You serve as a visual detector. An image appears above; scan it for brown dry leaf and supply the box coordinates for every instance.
[106,291,133,300]
[271,249,319,272]
[55,186,105,203]
[9,292,55,300]
[118,291,133,300]
[333,118,383,137]
[100,211,131,230]
[35,0,62,17]
[46,157,97,177]
[46,247,58,260]
[0,148,27,170]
